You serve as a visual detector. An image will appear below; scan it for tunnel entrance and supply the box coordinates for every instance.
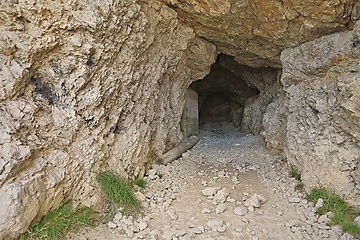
[199,92,231,123]
[189,54,260,129]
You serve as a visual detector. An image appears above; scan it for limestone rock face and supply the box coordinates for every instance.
[1,0,360,238]
[275,22,360,204]
[262,91,288,156]
[163,0,359,68]
[0,1,216,238]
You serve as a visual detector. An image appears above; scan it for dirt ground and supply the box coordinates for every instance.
[67,122,356,240]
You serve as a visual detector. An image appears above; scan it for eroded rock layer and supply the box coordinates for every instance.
[1,0,360,238]
[0,1,216,238]
[264,22,360,204]
[163,0,359,68]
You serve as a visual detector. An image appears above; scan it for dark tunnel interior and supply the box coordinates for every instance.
[190,54,260,127]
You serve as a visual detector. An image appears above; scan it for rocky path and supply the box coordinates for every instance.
[68,122,356,240]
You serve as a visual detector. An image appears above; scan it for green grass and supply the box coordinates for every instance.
[97,171,142,215]
[19,201,96,240]
[133,178,147,188]
[306,187,360,237]
[289,165,304,192]
[289,165,301,181]
[295,182,305,191]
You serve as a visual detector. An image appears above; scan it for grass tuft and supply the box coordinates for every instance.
[289,164,304,192]
[295,182,305,191]
[19,201,96,240]
[306,187,360,237]
[97,171,142,216]
[289,165,301,181]
[133,178,147,188]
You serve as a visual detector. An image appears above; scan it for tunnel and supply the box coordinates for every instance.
[188,54,262,130]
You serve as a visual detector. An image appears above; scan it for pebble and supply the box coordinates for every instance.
[135,191,146,201]
[288,197,301,203]
[315,198,324,209]
[167,209,177,220]
[330,225,343,235]
[147,169,158,180]
[244,194,266,208]
[318,214,330,224]
[213,188,228,203]
[201,208,212,214]
[107,222,117,229]
[130,224,140,233]
[217,226,227,233]
[138,220,148,231]
[197,225,205,233]
[182,151,191,158]
[215,203,226,214]
[233,206,248,216]
[354,216,360,226]
[207,219,224,228]
[341,233,355,240]
[202,187,220,197]
[113,212,123,222]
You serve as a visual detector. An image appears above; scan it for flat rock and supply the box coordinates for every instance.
[167,209,178,220]
[215,203,226,214]
[244,194,266,208]
[148,168,157,176]
[202,187,220,197]
[233,206,248,216]
[331,225,343,235]
[315,198,324,209]
[107,222,117,229]
[113,212,123,224]
[138,220,148,231]
[201,208,212,214]
[341,233,355,240]
[207,219,224,228]
[217,226,226,233]
[288,197,301,203]
[318,214,330,224]
[354,216,360,227]
[213,188,228,203]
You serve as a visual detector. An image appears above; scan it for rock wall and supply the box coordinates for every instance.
[1,0,360,238]
[0,1,216,238]
[162,0,359,68]
[264,22,360,204]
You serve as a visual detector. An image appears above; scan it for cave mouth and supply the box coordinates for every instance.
[199,92,232,124]
[189,54,261,130]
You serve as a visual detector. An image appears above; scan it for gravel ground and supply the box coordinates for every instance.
[67,122,357,240]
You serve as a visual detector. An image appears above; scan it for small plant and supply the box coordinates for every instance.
[97,171,142,215]
[19,201,96,240]
[295,182,305,191]
[289,165,301,181]
[289,164,304,192]
[133,178,147,188]
[306,187,360,237]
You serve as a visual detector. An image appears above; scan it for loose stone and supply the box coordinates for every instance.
[233,206,248,216]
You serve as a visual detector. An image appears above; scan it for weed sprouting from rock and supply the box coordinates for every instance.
[19,201,96,240]
[289,164,304,191]
[289,165,301,181]
[306,187,360,237]
[97,171,142,216]
[133,178,147,188]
